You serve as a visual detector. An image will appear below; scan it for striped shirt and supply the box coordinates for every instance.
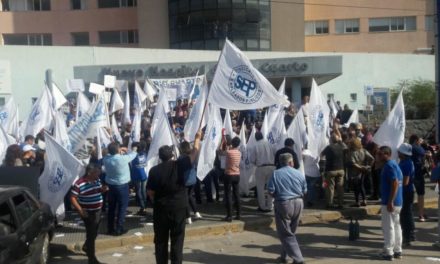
[225,148,241,176]
[71,178,103,211]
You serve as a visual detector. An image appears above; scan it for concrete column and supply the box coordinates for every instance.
[291,79,302,107]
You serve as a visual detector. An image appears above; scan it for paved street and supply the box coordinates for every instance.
[51,208,440,264]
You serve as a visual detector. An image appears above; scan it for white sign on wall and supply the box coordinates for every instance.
[0,61,12,94]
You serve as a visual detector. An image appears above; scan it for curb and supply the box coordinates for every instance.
[56,197,438,254]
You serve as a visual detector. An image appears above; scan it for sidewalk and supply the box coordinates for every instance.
[51,183,439,254]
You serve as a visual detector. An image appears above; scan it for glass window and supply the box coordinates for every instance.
[335,19,359,34]
[233,38,245,49]
[180,41,191,49]
[12,194,35,224]
[0,201,16,232]
[246,0,258,8]
[426,15,434,31]
[247,39,259,50]
[98,0,136,8]
[71,32,89,46]
[191,40,204,49]
[405,16,416,31]
[5,0,50,11]
[350,93,357,102]
[169,1,178,15]
[190,0,202,11]
[71,0,87,10]
[178,0,189,12]
[3,34,28,45]
[246,8,260,23]
[390,17,404,31]
[232,0,245,8]
[369,18,389,32]
[204,0,217,9]
[3,34,51,45]
[99,30,138,44]
[260,39,270,50]
[205,39,219,50]
[305,21,328,35]
[233,9,246,23]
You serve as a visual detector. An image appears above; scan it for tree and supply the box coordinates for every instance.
[390,79,435,119]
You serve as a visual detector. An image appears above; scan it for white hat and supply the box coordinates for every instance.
[397,143,412,156]
[22,144,36,152]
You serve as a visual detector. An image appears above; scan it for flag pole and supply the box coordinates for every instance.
[197,39,228,131]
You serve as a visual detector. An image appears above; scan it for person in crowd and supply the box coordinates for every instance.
[250,131,275,212]
[409,134,428,222]
[103,142,137,236]
[178,141,202,224]
[397,143,416,246]
[303,149,320,207]
[369,143,383,201]
[147,131,201,264]
[1,144,23,167]
[346,138,374,207]
[221,136,241,222]
[321,131,347,209]
[268,153,307,264]
[274,138,300,170]
[70,163,108,264]
[284,103,296,128]
[131,141,149,216]
[378,146,403,261]
[432,151,440,249]
[338,104,353,124]
[21,144,36,167]
[20,134,35,150]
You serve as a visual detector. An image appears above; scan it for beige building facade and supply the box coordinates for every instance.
[0,0,435,53]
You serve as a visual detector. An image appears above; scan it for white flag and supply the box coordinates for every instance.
[97,127,112,160]
[39,133,84,214]
[134,81,147,110]
[0,97,17,133]
[267,110,287,153]
[329,97,339,119]
[68,95,107,153]
[0,125,16,163]
[343,108,359,127]
[286,107,308,175]
[9,106,20,141]
[76,92,91,121]
[238,122,254,194]
[208,39,289,110]
[145,108,178,174]
[150,89,170,137]
[128,110,141,149]
[144,79,157,102]
[261,112,269,138]
[51,83,68,110]
[109,89,124,114]
[111,115,123,144]
[197,104,223,181]
[123,89,131,125]
[307,79,330,159]
[184,78,208,142]
[223,109,236,137]
[53,111,72,153]
[244,124,257,189]
[373,90,405,160]
[21,86,54,137]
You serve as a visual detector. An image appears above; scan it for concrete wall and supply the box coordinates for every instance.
[271,0,305,52]
[137,0,169,49]
[0,46,434,118]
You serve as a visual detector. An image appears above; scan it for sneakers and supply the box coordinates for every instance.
[419,216,426,222]
[194,212,202,219]
[186,217,192,225]
[380,253,393,261]
[393,252,402,259]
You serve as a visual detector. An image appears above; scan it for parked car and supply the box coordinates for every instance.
[0,186,54,264]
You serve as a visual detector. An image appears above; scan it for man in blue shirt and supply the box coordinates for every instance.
[267,153,307,264]
[103,142,137,236]
[397,143,415,246]
[378,146,403,260]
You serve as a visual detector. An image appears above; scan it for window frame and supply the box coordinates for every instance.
[305,20,329,36]
[335,19,360,34]
[369,16,417,33]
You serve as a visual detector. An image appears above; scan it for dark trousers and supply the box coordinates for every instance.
[224,174,240,217]
[204,169,220,202]
[186,185,198,216]
[352,175,366,203]
[107,183,129,233]
[153,207,186,264]
[371,168,381,198]
[400,191,415,242]
[83,209,101,261]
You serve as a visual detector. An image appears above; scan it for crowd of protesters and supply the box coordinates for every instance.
[1,96,440,264]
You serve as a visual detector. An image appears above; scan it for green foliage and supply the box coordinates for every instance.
[390,79,435,119]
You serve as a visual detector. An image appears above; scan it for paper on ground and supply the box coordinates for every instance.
[112,253,123,257]
[54,234,65,238]
[134,246,144,250]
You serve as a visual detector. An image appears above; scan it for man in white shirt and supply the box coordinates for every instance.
[250,131,275,212]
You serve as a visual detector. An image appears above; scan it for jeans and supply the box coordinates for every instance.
[223,174,240,217]
[186,185,198,216]
[352,174,366,203]
[133,180,147,210]
[400,191,415,242]
[153,206,186,264]
[107,183,129,233]
[381,205,402,256]
[82,210,101,261]
[305,176,320,204]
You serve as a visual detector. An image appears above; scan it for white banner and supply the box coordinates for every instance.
[150,75,205,101]
[21,86,54,137]
[66,79,85,92]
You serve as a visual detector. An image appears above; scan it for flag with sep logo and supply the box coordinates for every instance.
[208,39,289,110]
[39,132,84,214]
